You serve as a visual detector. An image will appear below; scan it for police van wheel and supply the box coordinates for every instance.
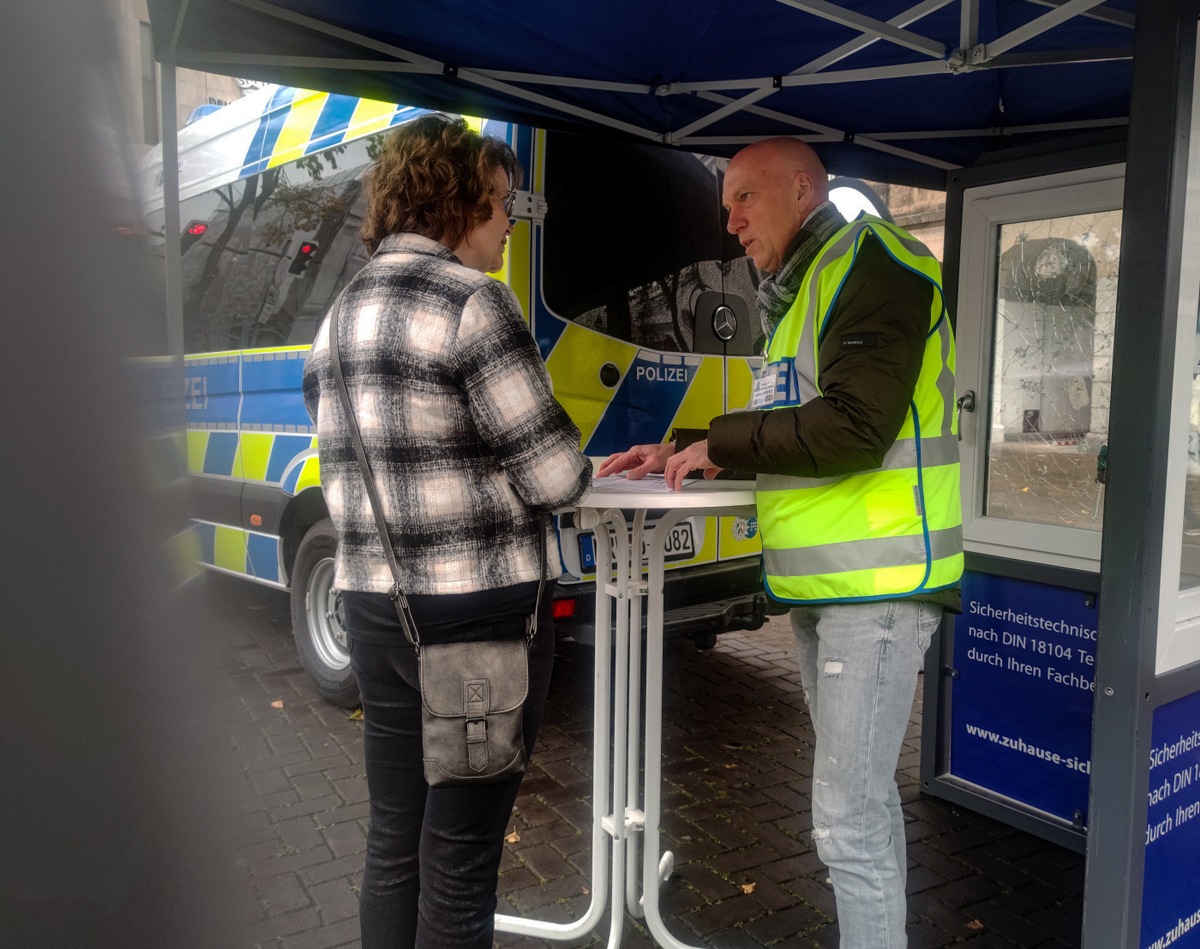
[290,519,360,708]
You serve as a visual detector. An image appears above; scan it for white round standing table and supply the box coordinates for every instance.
[495,478,758,949]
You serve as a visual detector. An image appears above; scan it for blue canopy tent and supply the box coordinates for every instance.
[146,3,1199,948]
[148,0,1135,188]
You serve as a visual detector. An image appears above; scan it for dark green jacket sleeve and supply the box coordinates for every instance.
[707,233,935,478]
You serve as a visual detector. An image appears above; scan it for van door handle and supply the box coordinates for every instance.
[956,390,975,442]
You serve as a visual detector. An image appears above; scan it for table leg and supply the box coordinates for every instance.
[640,510,708,949]
[500,499,754,948]
[495,507,630,942]
[605,509,632,947]
[626,509,647,918]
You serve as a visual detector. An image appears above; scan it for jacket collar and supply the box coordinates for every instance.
[375,232,460,262]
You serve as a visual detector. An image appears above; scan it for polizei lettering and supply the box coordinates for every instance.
[635,365,689,383]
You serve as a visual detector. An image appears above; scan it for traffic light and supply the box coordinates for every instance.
[180,220,209,254]
[288,240,319,274]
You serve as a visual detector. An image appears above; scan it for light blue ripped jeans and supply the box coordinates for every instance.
[791,600,942,949]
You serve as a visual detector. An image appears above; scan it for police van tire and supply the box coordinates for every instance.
[290,519,360,708]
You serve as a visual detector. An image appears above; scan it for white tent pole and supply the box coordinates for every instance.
[231,0,442,69]
[687,91,960,170]
[226,0,664,141]
[669,0,951,141]
[960,0,979,48]
[773,0,946,58]
[987,46,1131,67]
[980,0,1107,60]
[172,51,431,72]
[799,0,953,71]
[780,60,948,85]
[471,71,653,93]
[666,41,1125,98]
[669,59,947,95]
[455,68,663,140]
[1023,0,1135,29]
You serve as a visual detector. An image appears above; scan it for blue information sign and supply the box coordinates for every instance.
[1140,689,1200,949]
[949,571,1098,824]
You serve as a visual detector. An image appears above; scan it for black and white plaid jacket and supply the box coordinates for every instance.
[303,233,591,595]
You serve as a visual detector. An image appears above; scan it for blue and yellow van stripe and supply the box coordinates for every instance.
[186,346,322,589]
[241,89,430,182]
[191,520,286,587]
[281,450,322,495]
[185,347,319,486]
[242,87,297,176]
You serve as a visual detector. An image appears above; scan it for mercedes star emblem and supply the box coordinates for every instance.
[712,305,737,341]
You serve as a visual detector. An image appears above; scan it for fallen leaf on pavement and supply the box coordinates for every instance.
[740,882,756,894]
[347,708,363,720]
[505,830,520,844]
[270,699,284,709]
[966,920,985,932]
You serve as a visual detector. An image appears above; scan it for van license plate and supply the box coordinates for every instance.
[578,522,695,572]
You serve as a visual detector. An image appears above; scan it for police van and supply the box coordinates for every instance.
[141,85,770,707]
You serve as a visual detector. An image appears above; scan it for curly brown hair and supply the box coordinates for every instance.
[359,114,523,255]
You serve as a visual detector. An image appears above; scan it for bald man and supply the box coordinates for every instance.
[599,138,963,948]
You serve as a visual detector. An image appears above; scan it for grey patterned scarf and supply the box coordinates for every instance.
[755,201,848,340]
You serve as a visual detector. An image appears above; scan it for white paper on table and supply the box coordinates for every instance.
[586,474,698,495]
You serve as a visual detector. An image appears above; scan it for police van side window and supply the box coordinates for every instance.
[180,147,374,355]
[541,131,760,353]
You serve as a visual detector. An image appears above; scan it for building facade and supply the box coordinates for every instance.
[110,0,248,155]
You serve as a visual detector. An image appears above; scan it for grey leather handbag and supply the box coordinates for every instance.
[327,296,543,786]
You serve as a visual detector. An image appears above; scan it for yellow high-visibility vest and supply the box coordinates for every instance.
[755,216,963,603]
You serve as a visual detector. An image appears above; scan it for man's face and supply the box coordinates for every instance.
[721,155,807,274]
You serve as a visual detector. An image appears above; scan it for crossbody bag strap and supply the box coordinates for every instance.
[526,521,547,646]
[327,296,421,649]
[328,294,548,649]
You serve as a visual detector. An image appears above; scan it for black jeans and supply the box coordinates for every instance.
[346,590,556,949]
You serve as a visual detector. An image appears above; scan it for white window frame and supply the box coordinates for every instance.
[1159,37,1200,675]
[956,163,1125,573]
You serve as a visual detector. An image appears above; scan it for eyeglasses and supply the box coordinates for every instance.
[499,188,517,218]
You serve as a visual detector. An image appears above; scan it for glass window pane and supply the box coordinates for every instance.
[1179,302,1200,591]
[985,211,1121,530]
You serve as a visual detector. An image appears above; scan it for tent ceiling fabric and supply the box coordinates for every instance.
[149,0,1137,187]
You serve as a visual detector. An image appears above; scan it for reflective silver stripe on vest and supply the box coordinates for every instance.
[888,227,940,263]
[756,434,959,492]
[764,527,963,578]
[794,225,866,402]
[936,317,956,439]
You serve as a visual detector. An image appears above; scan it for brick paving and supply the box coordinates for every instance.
[207,574,1085,948]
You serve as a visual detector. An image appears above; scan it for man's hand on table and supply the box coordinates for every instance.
[662,438,722,490]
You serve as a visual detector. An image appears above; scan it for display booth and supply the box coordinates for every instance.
[147,2,1200,944]
[918,14,1200,946]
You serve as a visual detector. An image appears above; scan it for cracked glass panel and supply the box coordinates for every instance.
[985,211,1120,531]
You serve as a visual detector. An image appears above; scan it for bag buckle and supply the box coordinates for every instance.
[464,678,490,771]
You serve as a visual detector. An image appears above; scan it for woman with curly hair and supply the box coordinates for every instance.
[303,114,591,948]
